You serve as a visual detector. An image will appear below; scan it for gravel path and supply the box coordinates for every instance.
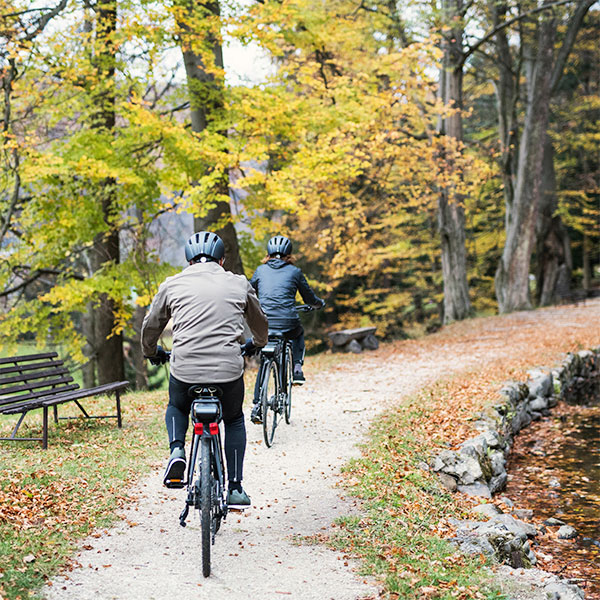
[43,301,600,600]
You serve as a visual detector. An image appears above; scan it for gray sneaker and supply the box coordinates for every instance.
[163,447,186,488]
[292,363,305,385]
[250,403,262,424]
[227,487,251,508]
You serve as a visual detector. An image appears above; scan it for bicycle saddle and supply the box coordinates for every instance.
[188,385,223,398]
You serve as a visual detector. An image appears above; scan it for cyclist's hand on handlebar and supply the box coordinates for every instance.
[147,345,169,365]
[241,338,258,357]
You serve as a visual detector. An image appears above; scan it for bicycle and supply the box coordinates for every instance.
[178,383,228,578]
[148,350,235,578]
[255,304,315,447]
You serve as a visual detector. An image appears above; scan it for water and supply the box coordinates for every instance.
[505,403,600,597]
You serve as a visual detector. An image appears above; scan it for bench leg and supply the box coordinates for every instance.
[116,390,122,428]
[42,406,48,449]
[53,405,58,424]
[10,412,27,439]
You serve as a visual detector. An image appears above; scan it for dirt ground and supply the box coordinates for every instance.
[43,300,600,600]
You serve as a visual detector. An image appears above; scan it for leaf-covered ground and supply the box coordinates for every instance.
[1,300,599,600]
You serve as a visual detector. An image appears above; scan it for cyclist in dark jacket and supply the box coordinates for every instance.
[249,235,324,423]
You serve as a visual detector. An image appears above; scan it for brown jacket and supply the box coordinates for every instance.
[141,261,268,384]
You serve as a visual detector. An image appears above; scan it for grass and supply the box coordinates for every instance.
[0,391,168,600]
[332,393,507,600]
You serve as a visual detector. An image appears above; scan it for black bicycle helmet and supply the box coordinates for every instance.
[267,235,292,257]
[185,231,225,263]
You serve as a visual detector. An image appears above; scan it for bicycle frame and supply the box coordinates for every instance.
[179,393,227,529]
[259,334,291,395]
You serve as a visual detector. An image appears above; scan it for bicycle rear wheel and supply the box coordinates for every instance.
[261,360,279,447]
[200,436,213,577]
[283,344,293,424]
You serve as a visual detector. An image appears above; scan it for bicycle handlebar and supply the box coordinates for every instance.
[296,302,325,313]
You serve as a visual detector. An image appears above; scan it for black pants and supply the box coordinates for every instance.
[252,325,305,404]
[167,374,246,484]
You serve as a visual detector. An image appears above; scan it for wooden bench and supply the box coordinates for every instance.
[328,326,379,353]
[0,352,129,449]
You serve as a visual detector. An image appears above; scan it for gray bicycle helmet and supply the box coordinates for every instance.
[267,235,292,256]
[185,231,225,263]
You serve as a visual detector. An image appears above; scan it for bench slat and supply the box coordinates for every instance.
[0,375,75,398]
[2,381,129,415]
[0,352,58,365]
[0,384,81,412]
[328,327,377,346]
[0,359,65,377]
[0,367,70,387]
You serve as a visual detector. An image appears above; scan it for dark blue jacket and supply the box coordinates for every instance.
[250,259,323,330]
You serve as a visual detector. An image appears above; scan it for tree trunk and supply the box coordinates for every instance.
[91,0,124,384]
[582,235,591,291]
[178,1,243,274]
[495,17,556,313]
[535,136,572,305]
[437,0,471,323]
[493,0,594,313]
[82,302,97,388]
[128,305,148,390]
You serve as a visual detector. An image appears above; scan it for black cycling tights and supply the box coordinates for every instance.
[166,374,246,484]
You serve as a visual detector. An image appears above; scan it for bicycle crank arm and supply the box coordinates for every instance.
[179,504,189,527]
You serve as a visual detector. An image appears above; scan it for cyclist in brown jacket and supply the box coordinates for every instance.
[141,231,268,506]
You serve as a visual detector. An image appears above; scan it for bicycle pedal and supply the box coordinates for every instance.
[228,505,250,512]
[164,479,186,489]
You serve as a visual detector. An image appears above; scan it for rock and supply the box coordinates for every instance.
[529,396,548,411]
[489,451,506,476]
[437,473,457,492]
[528,373,553,398]
[511,508,534,520]
[530,410,543,421]
[471,503,503,518]
[361,333,379,350]
[498,496,514,508]
[545,581,585,600]
[548,395,559,408]
[433,450,484,485]
[489,514,537,539]
[457,483,492,498]
[549,478,561,488]
[488,473,508,494]
[557,525,577,539]
[451,530,496,557]
[480,429,503,449]
[544,517,566,526]
[345,339,362,353]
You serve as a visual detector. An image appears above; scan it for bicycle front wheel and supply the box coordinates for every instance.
[283,344,293,424]
[200,436,212,577]
[261,360,279,447]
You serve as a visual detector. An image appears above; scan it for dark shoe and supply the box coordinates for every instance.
[163,447,186,488]
[292,364,305,385]
[250,403,262,424]
[227,487,251,508]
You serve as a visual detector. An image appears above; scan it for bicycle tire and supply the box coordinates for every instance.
[283,343,293,424]
[261,360,279,447]
[200,436,212,577]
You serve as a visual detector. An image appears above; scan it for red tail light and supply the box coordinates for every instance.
[194,423,203,435]
[209,422,219,435]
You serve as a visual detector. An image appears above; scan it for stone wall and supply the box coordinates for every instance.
[430,348,599,596]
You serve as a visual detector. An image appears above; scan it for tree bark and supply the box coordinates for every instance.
[493,0,595,313]
[495,12,556,312]
[90,0,124,384]
[178,1,243,274]
[437,0,471,323]
[535,135,572,305]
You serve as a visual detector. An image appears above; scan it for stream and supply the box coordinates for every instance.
[505,402,600,598]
